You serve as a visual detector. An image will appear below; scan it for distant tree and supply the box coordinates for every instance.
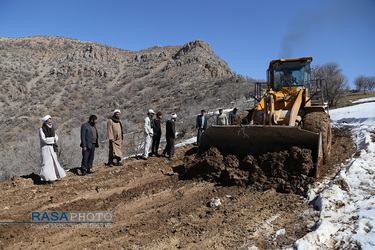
[315,62,349,107]
[367,76,375,91]
[354,75,375,91]
[355,75,368,91]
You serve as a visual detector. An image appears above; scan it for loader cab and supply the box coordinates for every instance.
[268,57,312,93]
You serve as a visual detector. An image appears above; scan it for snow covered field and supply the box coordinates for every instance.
[295,99,375,249]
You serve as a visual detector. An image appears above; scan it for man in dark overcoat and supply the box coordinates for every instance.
[80,115,99,175]
[163,114,177,159]
[196,110,207,146]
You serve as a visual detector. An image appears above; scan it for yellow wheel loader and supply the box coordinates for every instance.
[199,57,331,178]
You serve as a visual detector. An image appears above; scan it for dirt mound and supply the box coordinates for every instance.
[183,146,315,195]
[183,127,355,196]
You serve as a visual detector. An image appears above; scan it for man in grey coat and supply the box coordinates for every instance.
[80,115,99,176]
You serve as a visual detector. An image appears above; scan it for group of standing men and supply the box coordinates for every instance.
[79,109,177,176]
[140,109,177,160]
[195,108,239,146]
[38,107,238,181]
[104,109,178,169]
[38,109,178,180]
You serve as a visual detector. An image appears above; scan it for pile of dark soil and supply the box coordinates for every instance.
[183,146,315,195]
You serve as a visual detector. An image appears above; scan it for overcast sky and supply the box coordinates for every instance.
[1,0,374,88]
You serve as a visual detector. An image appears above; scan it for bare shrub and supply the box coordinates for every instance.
[315,62,349,107]
[355,75,375,91]
[57,129,81,168]
[124,131,144,157]
[0,133,41,182]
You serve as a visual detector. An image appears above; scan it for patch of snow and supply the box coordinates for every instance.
[275,228,286,236]
[175,137,197,148]
[329,102,375,126]
[351,97,375,104]
[295,101,375,249]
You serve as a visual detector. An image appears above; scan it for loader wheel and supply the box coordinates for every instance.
[303,112,332,164]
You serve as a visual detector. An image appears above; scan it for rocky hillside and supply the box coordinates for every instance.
[0,36,255,180]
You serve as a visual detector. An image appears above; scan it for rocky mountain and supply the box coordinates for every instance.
[0,36,254,180]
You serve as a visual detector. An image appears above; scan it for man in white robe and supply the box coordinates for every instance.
[39,115,66,182]
[142,109,155,160]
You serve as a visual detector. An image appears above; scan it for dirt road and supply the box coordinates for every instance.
[0,128,354,249]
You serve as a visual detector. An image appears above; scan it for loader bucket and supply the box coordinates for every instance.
[199,125,323,178]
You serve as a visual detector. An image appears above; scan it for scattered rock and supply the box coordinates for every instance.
[10,175,33,187]
[335,178,350,192]
[209,198,221,207]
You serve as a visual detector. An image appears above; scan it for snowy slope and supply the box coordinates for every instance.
[295,100,375,249]
[352,97,375,104]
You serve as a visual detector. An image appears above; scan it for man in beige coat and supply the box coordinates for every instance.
[107,109,123,167]
[217,109,228,125]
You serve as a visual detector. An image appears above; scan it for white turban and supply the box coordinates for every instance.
[148,109,155,114]
[113,109,121,115]
[171,113,177,119]
[41,115,51,122]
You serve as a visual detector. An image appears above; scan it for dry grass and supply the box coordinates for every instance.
[334,90,375,108]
